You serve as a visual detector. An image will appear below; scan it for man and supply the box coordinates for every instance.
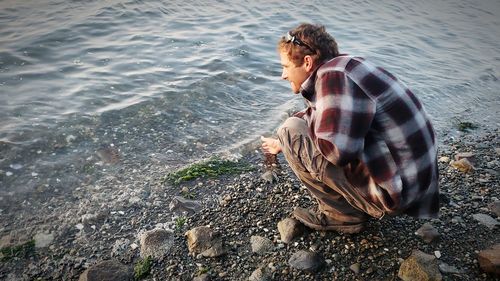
[261,23,439,234]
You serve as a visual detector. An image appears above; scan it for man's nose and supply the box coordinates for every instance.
[281,69,287,80]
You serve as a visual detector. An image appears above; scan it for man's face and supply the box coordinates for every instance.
[280,51,310,94]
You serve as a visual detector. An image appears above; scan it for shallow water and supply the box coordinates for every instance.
[0,0,499,202]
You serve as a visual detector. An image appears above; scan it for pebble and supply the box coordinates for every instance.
[78,260,132,281]
[438,262,462,274]
[451,158,474,173]
[139,228,174,259]
[9,164,23,170]
[250,236,274,255]
[488,201,500,217]
[277,218,304,244]
[349,263,360,274]
[415,223,440,243]
[34,232,54,248]
[248,266,270,281]
[185,226,226,257]
[288,250,325,272]
[398,250,442,281]
[478,244,500,275]
[434,251,441,259]
[472,213,499,229]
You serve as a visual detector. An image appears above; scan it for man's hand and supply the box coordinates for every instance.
[261,136,282,155]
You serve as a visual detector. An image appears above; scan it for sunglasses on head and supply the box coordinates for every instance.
[285,32,314,53]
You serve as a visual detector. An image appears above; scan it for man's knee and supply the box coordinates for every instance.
[277,117,308,141]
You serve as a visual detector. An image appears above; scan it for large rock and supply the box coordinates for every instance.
[78,260,132,281]
[261,170,278,183]
[488,201,500,217]
[288,250,324,272]
[438,262,463,275]
[472,213,499,229]
[139,228,174,259]
[248,265,271,281]
[185,226,226,257]
[478,244,500,276]
[450,158,474,173]
[277,218,304,243]
[398,250,442,281]
[34,232,54,248]
[415,223,440,243]
[250,236,273,255]
[169,196,202,216]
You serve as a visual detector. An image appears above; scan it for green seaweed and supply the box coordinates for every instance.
[134,256,153,280]
[457,121,478,132]
[0,239,36,261]
[163,157,254,185]
[174,216,187,231]
[181,190,196,199]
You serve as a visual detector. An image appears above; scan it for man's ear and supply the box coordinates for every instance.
[304,55,314,71]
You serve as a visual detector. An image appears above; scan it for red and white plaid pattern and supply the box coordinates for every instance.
[296,55,439,218]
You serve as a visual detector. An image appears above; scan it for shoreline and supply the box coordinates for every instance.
[0,128,499,280]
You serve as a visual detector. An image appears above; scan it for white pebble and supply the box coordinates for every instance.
[131,243,138,250]
[9,164,23,170]
[434,251,441,258]
[118,211,125,215]
[6,171,13,177]
[76,223,84,230]
[31,172,38,177]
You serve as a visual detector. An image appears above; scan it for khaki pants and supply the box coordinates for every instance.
[277,117,384,223]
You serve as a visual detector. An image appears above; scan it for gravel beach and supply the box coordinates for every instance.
[0,128,499,280]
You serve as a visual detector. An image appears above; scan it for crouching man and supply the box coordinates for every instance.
[261,23,439,233]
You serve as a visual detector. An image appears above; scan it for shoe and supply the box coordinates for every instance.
[293,207,365,233]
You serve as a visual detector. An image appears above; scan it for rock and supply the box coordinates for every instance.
[139,229,174,259]
[472,213,499,229]
[169,196,202,216]
[81,212,108,225]
[478,244,500,275]
[398,249,442,281]
[261,170,278,183]
[78,260,132,281]
[111,238,130,257]
[96,147,120,164]
[488,201,500,217]
[277,218,304,243]
[0,234,12,248]
[193,273,210,281]
[438,156,449,163]
[434,251,441,259]
[454,152,475,162]
[438,263,463,275]
[185,226,226,257]
[349,263,360,274]
[450,158,474,173]
[34,232,54,248]
[250,236,273,255]
[415,223,440,243]
[248,265,271,281]
[288,250,324,272]
[219,194,232,207]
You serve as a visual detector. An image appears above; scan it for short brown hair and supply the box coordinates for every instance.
[278,23,339,66]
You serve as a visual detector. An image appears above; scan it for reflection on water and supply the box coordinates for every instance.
[0,0,499,202]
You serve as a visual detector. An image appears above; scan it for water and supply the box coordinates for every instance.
[0,0,499,204]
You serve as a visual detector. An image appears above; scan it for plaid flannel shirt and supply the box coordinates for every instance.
[297,55,439,218]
